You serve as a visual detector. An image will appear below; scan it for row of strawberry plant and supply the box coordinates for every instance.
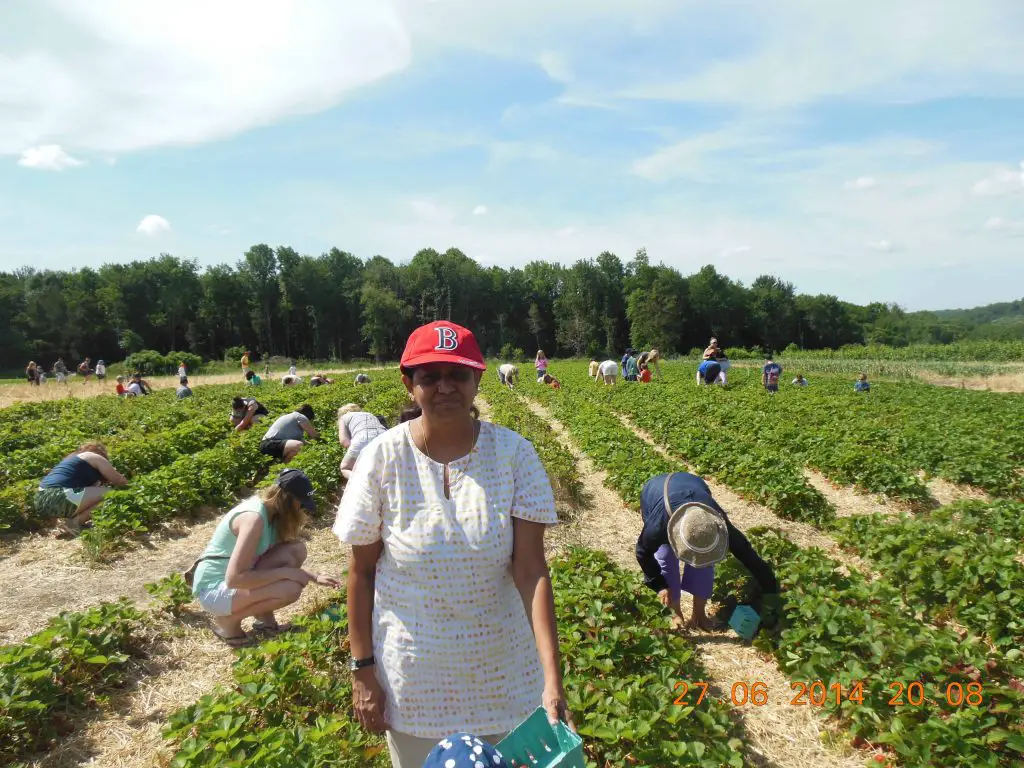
[78,381,376,554]
[551,364,835,525]
[832,512,1024,651]
[0,388,198,455]
[931,498,1024,541]
[661,362,1022,501]
[604,361,931,508]
[521,382,674,505]
[478,374,585,514]
[162,547,747,768]
[0,599,149,761]
[713,529,1024,767]
[0,415,231,531]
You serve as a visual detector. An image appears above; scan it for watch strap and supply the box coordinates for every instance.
[350,655,375,670]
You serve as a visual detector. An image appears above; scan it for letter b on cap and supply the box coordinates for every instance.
[434,326,459,351]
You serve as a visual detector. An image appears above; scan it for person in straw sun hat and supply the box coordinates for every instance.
[636,471,780,631]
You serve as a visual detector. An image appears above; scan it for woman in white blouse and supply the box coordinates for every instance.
[334,321,573,768]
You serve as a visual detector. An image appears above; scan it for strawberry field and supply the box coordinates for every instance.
[0,360,1021,766]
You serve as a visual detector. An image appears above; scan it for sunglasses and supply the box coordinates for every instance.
[413,367,475,385]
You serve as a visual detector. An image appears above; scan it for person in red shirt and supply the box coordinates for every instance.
[638,363,652,383]
[115,375,127,398]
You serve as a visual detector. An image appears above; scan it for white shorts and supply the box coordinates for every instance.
[63,487,85,505]
[599,364,618,377]
[197,582,237,616]
[342,431,386,468]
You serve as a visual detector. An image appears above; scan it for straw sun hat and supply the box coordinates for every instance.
[664,475,729,568]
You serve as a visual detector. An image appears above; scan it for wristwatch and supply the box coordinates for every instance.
[349,655,375,672]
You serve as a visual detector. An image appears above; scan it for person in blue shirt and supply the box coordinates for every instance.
[636,472,779,630]
[854,373,870,392]
[35,443,129,533]
[621,348,638,381]
[696,358,721,386]
[762,355,783,394]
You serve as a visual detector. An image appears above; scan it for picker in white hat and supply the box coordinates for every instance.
[636,472,780,631]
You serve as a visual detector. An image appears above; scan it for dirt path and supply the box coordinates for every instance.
[28,522,348,768]
[924,476,990,506]
[801,470,897,518]
[521,396,874,768]
[0,514,222,643]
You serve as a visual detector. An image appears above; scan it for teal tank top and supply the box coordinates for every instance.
[192,496,277,595]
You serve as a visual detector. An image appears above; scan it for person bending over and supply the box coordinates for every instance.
[260,404,319,462]
[636,472,780,631]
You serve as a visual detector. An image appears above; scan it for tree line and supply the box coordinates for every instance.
[1,245,1020,370]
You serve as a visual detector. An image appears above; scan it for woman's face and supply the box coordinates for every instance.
[404,364,480,420]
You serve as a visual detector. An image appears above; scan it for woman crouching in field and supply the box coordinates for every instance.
[190,469,340,648]
[36,442,128,534]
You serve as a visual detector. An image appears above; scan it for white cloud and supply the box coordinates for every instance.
[555,226,577,237]
[970,163,1024,196]
[982,216,1024,235]
[409,198,454,224]
[615,2,1024,107]
[719,245,752,257]
[537,51,573,83]
[472,204,488,215]
[136,214,170,235]
[844,176,877,190]
[16,144,84,170]
[0,1,411,155]
[630,125,770,182]
[866,239,892,251]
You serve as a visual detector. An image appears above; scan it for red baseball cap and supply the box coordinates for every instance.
[400,321,487,371]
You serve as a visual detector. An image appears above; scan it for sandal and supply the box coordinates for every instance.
[212,627,252,648]
[252,620,295,636]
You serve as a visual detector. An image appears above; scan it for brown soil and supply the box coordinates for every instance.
[520,396,877,768]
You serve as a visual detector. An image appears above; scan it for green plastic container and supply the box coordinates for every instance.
[729,604,761,641]
[496,707,584,767]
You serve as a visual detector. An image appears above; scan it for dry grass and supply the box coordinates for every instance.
[0,366,395,408]
[924,476,991,507]
[915,369,1024,393]
[0,513,222,644]
[802,470,900,519]
[521,397,878,768]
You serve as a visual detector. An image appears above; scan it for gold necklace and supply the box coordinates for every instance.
[419,419,476,493]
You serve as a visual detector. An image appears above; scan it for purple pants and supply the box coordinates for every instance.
[655,544,714,601]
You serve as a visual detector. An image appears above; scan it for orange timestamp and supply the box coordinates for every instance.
[673,680,985,708]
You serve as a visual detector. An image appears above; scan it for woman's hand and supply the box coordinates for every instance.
[312,573,341,588]
[542,682,575,732]
[352,669,389,732]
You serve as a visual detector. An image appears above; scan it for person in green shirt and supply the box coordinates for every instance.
[190,469,340,647]
[245,370,262,386]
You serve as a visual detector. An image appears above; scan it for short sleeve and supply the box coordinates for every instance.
[333,439,386,545]
[510,437,558,525]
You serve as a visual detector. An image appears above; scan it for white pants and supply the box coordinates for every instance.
[386,729,507,767]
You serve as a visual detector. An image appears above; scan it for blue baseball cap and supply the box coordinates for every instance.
[422,733,510,768]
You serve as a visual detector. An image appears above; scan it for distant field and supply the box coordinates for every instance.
[0,364,396,408]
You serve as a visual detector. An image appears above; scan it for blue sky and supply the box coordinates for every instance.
[1,0,1023,311]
